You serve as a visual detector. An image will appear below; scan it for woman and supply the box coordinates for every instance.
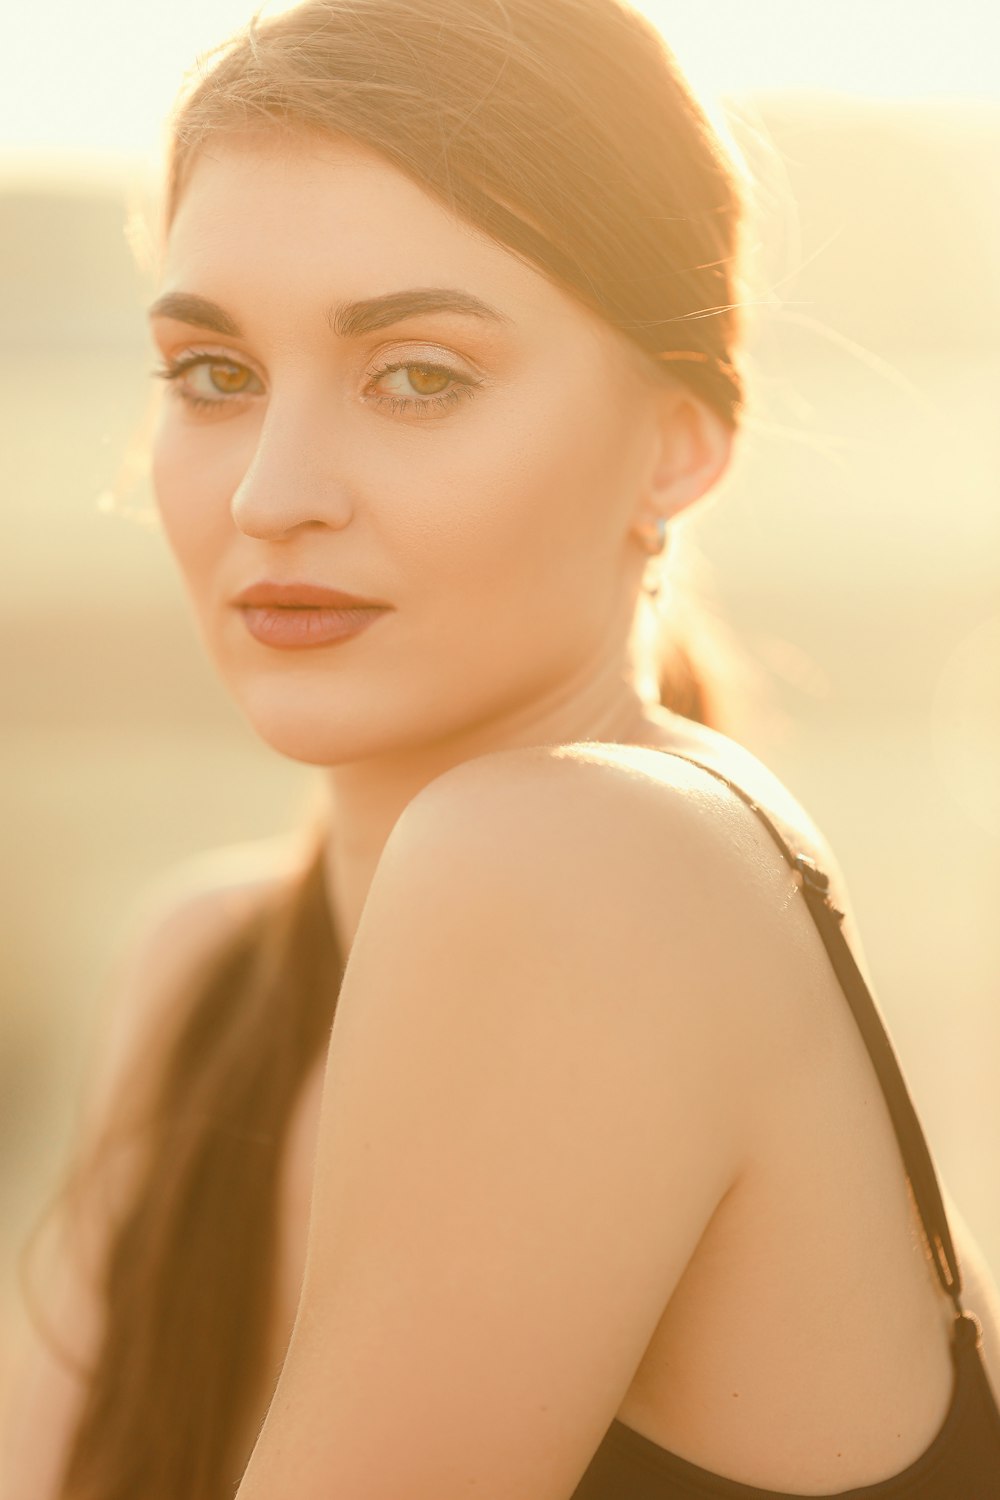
[5,0,1000,1496]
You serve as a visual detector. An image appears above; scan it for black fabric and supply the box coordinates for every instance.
[568,747,1000,1497]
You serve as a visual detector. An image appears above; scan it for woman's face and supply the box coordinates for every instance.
[149,133,673,765]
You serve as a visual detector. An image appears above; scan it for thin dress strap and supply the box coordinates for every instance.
[656,748,965,1317]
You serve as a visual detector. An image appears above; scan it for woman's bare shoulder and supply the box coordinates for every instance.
[393,732,815,1028]
[393,729,867,1086]
[84,834,304,1129]
[629,715,877,971]
[106,831,306,1015]
[124,831,304,953]
[0,837,303,1499]
[406,721,826,901]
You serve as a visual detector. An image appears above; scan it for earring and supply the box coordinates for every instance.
[640,514,669,556]
[641,515,669,600]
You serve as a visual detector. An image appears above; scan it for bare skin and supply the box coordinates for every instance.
[7,131,996,1499]
[147,131,731,962]
[148,130,1000,1493]
[4,721,999,1497]
[229,715,1000,1495]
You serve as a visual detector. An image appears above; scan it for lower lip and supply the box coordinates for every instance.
[236,604,390,648]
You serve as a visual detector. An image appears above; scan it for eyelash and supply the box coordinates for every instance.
[151,352,480,418]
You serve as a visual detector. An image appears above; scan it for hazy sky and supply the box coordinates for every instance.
[3,0,999,172]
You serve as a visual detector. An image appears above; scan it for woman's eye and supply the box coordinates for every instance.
[153,354,264,411]
[201,362,255,396]
[384,365,451,397]
[366,360,479,416]
[152,353,479,418]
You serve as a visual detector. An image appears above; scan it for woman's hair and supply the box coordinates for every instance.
[25,2,750,1495]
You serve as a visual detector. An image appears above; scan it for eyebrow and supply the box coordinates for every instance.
[147,287,513,337]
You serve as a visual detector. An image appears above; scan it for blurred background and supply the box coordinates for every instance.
[1,0,998,1395]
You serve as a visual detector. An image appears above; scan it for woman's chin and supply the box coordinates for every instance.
[235,707,371,767]
[225,683,405,768]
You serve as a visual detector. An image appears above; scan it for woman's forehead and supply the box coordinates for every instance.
[160,132,630,368]
[168,137,536,305]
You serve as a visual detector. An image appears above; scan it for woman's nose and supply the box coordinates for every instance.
[229,403,355,539]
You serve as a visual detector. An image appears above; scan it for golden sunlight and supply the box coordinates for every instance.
[1,0,997,174]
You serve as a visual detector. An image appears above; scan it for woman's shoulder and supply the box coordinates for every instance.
[84,834,305,1130]
[620,713,872,971]
[401,715,836,906]
[131,831,307,926]
[390,720,870,1066]
[115,832,303,992]
[389,721,833,1020]
[431,714,870,961]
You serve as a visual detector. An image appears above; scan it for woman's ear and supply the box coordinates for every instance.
[633,387,735,536]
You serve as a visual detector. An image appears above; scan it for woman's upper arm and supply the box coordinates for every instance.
[0,846,285,1500]
[237,750,785,1500]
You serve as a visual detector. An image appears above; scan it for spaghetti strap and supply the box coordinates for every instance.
[653,747,966,1317]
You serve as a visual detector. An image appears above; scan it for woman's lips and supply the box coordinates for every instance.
[236,603,390,649]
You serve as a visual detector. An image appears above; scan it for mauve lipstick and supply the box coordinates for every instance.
[230,580,392,649]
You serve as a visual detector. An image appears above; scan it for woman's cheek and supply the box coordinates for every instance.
[152,423,237,583]
[151,431,190,562]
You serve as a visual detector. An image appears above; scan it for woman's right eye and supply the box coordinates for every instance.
[153,354,265,411]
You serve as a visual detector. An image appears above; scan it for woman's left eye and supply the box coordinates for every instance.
[365,360,479,416]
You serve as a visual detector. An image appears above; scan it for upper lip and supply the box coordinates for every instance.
[231,580,391,609]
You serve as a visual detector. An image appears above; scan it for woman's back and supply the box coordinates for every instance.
[7,724,1000,1497]
[220,725,1000,1490]
[232,723,1000,1488]
[568,728,1000,1493]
